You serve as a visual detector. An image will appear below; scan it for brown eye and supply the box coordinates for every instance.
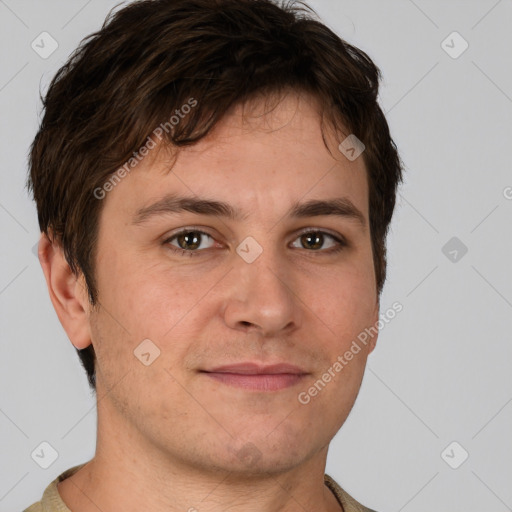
[176,231,201,250]
[291,230,346,253]
[164,229,215,256]
[300,232,323,250]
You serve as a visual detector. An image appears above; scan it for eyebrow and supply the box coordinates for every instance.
[132,194,366,229]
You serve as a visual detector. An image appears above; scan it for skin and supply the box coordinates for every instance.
[39,90,379,512]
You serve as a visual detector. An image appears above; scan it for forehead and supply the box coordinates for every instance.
[101,91,369,225]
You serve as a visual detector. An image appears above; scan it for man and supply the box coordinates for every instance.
[25,0,402,510]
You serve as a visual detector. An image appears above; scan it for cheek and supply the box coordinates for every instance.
[305,262,377,344]
[96,244,200,336]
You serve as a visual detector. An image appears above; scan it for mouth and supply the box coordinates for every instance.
[200,362,309,392]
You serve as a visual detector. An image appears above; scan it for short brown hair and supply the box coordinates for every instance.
[27,0,403,391]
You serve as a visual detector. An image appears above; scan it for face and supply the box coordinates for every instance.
[85,91,379,475]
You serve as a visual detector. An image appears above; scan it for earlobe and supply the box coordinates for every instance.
[37,232,92,350]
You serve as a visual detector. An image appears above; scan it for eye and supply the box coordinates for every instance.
[290,230,347,253]
[163,229,216,257]
[163,228,347,257]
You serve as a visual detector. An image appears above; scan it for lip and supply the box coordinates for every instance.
[205,363,307,375]
[200,362,308,391]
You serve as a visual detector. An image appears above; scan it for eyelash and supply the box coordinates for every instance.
[162,227,348,258]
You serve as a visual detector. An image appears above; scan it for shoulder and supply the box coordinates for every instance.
[324,473,378,512]
[23,463,87,512]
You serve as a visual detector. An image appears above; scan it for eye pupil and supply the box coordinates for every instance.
[178,232,201,250]
[302,232,323,250]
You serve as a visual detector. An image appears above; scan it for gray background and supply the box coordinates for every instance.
[1,0,511,511]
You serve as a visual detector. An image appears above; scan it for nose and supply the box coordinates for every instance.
[221,246,301,337]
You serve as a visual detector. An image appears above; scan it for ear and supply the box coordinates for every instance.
[367,298,380,354]
[37,232,92,350]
